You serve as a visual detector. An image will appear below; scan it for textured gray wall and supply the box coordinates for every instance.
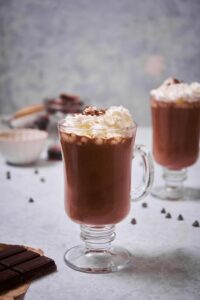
[0,0,200,125]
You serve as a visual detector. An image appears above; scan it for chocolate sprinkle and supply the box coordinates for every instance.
[161,208,166,214]
[192,220,199,227]
[34,170,39,174]
[165,213,171,219]
[131,218,137,225]
[28,198,34,203]
[177,214,184,221]
[142,202,148,208]
[40,178,45,183]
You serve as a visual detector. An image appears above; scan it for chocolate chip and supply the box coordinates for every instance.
[142,202,148,208]
[34,170,39,174]
[40,178,45,183]
[165,213,171,219]
[131,218,137,225]
[6,171,11,180]
[177,214,184,221]
[161,208,166,214]
[192,220,199,227]
[29,198,34,203]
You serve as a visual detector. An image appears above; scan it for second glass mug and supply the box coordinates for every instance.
[58,121,154,273]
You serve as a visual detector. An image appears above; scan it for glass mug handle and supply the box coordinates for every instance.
[131,144,154,201]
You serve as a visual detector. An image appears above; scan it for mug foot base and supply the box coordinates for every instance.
[151,186,200,201]
[64,245,131,273]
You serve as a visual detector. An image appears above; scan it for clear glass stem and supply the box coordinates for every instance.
[80,225,116,252]
[163,168,187,199]
[64,224,131,273]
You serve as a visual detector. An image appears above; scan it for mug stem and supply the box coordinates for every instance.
[80,224,116,251]
[64,224,131,273]
[163,168,187,200]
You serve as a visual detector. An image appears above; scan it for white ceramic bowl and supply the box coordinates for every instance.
[0,129,48,165]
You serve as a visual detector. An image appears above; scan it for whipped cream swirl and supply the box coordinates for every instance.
[61,106,134,138]
[150,78,200,102]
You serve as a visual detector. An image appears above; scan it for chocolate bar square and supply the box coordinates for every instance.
[0,245,57,293]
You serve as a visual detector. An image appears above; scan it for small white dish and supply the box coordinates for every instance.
[0,129,48,165]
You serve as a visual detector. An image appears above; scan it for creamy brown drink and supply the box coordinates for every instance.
[59,106,135,225]
[59,106,154,273]
[151,78,200,170]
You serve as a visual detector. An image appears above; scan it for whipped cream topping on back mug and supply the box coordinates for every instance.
[150,77,200,102]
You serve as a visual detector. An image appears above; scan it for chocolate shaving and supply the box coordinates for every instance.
[83,106,106,116]
[164,77,183,86]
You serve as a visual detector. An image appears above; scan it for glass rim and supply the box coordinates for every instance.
[57,118,137,133]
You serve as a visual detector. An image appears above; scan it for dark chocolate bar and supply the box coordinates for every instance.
[0,265,6,271]
[0,269,21,291]
[1,250,39,267]
[0,246,26,260]
[0,245,57,293]
[14,256,56,280]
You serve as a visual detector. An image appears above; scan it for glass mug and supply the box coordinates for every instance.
[151,98,200,200]
[58,121,154,273]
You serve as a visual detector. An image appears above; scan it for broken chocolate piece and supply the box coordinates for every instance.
[177,214,184,221]
[192,220,199,227]
[165,213,171,219]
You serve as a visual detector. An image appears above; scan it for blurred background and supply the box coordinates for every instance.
[0,0,200,125]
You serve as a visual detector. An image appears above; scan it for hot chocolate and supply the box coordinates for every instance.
[59,106,135,225]
[151,78,200,170]
[59,105,154,273]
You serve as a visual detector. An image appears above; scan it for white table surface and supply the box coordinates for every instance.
[0,127,200,300]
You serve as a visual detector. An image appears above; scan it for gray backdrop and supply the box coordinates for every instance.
[0,0,200,125]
